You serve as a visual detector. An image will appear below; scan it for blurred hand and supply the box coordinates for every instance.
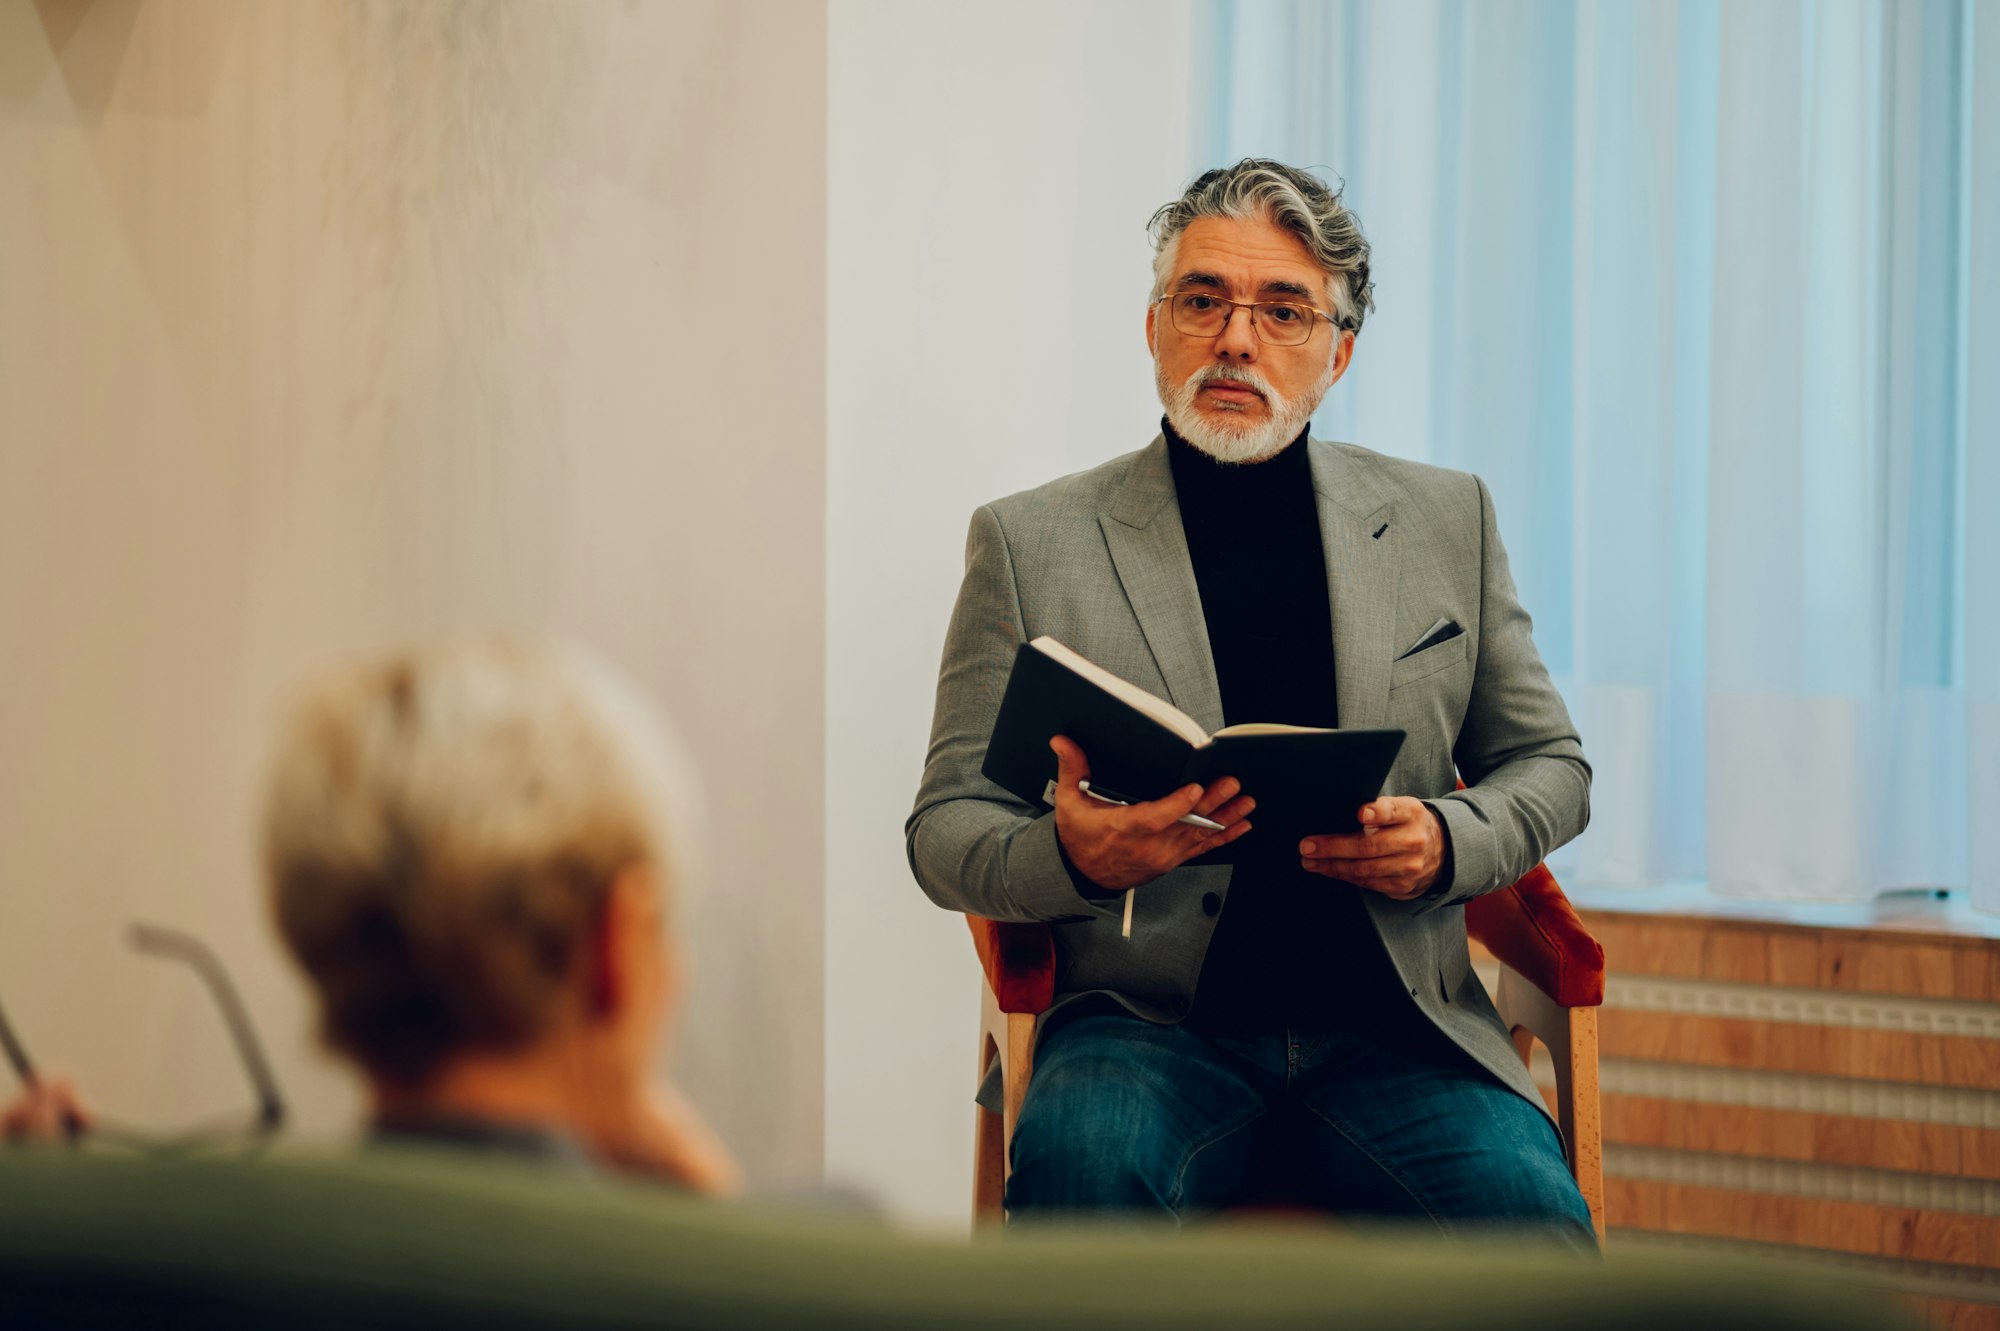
[1298,797,1445,901]
[591,1082,742,1198]
[1,1075,91,1145]
[1049,735,1253,891]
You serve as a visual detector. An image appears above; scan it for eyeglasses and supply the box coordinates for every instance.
[1156,291,1337,347]
[1,923,285,1155]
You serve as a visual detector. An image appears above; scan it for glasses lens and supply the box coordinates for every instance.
[1171,293,1229,338]
[1253,303,1312,346]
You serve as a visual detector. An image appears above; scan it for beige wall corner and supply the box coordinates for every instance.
[0,0,826,1185]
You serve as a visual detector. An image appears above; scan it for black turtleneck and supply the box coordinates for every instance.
[1162,421,1415,1036]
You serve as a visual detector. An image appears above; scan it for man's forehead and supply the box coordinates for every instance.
[1169,215,1325,294]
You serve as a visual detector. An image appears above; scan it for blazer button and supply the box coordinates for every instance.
[1201,892,1221,917]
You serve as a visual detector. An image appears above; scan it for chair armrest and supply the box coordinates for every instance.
[967,864,1605,1015]
[1463,862,1605,1008]
[966,917,1056,1014]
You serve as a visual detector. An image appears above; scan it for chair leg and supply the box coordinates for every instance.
[972,1031,1004,1227]
[1496,965,1605,1243]
[1566,1006,1604,1240]
[974,980,1040,1230]
[1001,1010,1035,1165]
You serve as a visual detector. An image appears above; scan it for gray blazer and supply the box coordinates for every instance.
[905,434,1590,1119]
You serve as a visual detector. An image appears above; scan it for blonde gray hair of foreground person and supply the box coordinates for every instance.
[260,638,733,1192]
[263,639,689,1087]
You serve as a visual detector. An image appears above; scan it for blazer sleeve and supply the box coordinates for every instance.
[904,505,1123,923]
[1420,475,1592,910]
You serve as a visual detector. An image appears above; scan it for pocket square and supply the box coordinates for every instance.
[1398,617,1463,660]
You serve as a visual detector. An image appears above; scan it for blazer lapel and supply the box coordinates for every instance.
[1099,436,1226,734]
[1310,439,1397,731]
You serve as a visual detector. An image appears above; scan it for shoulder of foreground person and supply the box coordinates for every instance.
[0,1147,1918,1331]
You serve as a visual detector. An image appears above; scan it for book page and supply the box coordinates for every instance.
[1212,722,1336,737]
[1029,637,1211,747]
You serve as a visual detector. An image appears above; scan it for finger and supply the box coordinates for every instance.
[1170,816,1253,867]
[1212,817,1253,848]
[1132,783,1207,834]
[1302,856,1371,879]
[1204,794,1255,828]
[4,1087,58,1139]
[1304,847,1415,871]
[1191,776,1242,818]
[1299,831,1403,860]
[43,1075,91,1130]
[1049,736,1091,791]
[1357,796,1423,830]
[1303,854,1420,884]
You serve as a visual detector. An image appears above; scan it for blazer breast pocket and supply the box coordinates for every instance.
[1389,631,1468,691]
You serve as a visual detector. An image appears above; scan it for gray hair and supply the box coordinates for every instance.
[1148,159,1375,334]
[262,637,695,1084]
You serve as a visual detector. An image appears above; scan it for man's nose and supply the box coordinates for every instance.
[1213,305,1258,361]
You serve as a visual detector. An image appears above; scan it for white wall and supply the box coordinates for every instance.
[826,0,1194,1228]
[0,0,826,1185]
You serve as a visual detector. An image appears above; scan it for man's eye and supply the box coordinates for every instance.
[1182,295,1221,313]
[1265,305,1302,324]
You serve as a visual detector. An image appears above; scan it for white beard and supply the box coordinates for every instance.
[1155,356,1336,465]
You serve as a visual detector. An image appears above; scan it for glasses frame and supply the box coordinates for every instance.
[1155,291,1341,347]
[1,921,285,1154]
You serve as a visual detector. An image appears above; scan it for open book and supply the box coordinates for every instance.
[981,637,1405,855]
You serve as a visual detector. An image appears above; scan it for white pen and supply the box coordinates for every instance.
[1079,780,1228,832]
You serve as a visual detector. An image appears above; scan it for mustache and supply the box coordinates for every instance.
[1184,365,1273,400]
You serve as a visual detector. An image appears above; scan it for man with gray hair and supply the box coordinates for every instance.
[908,159,1594,1245]
[7,638,739,1195]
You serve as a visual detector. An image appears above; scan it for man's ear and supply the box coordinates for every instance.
[585,867,654,1021]
[585,885,624,1020]
[1326,328,1355,386]
[1144,300,1157,357]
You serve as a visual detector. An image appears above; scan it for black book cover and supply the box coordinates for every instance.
[980,639,1404,858]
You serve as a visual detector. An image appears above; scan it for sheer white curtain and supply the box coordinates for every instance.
[1192,0,1997,907]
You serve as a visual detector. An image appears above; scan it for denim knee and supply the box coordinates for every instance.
[1006,1077,1181,1217]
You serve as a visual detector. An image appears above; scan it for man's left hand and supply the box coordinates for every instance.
[1299,797,1446,901]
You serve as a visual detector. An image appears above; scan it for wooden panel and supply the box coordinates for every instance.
[1600,1010,2000,1090]
[1580,913,2000,1003]
[1958,950,2000,1005]
[1911,1298,2000,1331]
[1606,1177,2000,1266]
[1598,1095,2000,1181]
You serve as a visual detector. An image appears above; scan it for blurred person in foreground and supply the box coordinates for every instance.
[5,639,738,1196]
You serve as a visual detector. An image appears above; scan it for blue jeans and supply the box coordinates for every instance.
[1005,1008,1596,1251]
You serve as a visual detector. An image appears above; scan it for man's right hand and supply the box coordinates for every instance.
[2,1075,90,1145]
[1049,735,1253,891]
[587,1081,744,1198]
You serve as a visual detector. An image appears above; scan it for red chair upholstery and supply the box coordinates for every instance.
[1462,860,1605,1008]
[969,863,1605,1019]
[966,916,1055,1015]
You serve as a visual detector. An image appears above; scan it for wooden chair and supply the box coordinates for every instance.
[970,860,1606,1237]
